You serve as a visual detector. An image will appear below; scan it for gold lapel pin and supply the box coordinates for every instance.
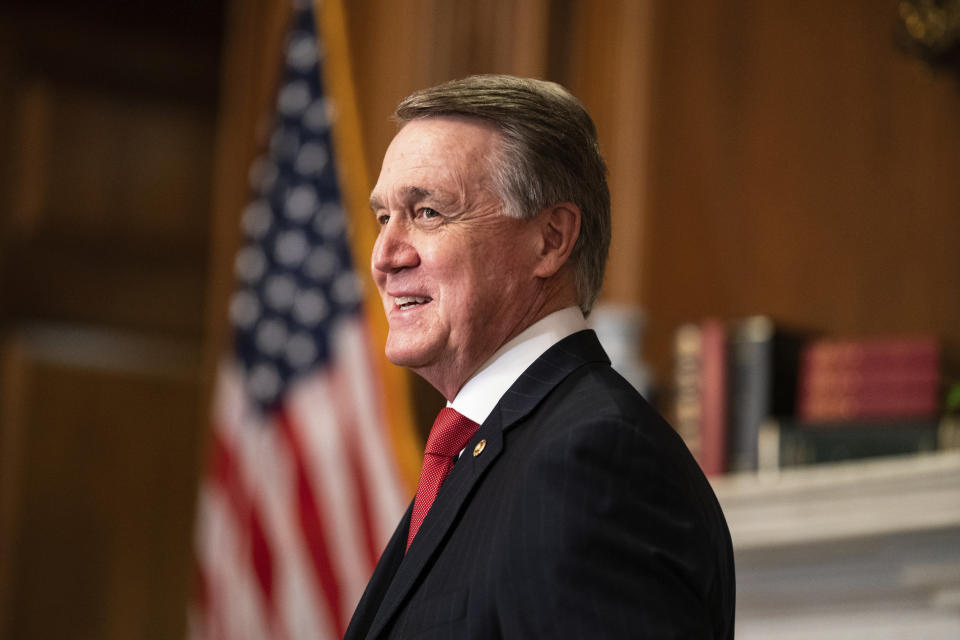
[473,439,486,457]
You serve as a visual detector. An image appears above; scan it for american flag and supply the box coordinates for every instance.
[190,2,409,638]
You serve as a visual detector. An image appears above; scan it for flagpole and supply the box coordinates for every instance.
[315,0,422,493]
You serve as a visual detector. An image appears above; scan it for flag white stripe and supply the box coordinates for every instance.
[253,415,335,639]
[195,481,272,640]
[289,364,370,623]
[204,369,282,640]
[333,320,410,541]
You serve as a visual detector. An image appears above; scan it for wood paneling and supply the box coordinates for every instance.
[1,330,202,640]
[0,2,223,638]
[2,24,216,335]
[561,1,657,305]
[642,0,960,387]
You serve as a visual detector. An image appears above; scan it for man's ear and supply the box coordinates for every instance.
[533,202,580,278]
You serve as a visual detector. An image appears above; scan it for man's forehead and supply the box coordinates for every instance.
[388,116,502,162]
[371,119,500,209]
[369,186,435,210]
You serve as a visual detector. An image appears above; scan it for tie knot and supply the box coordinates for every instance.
[424,408,479,457]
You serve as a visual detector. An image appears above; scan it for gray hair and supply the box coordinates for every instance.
[394,75,611,315]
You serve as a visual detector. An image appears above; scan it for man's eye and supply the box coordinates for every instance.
[376,213,390,226]
[418,207,441,219]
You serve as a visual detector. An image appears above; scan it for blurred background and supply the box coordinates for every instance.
[1,0,959,638]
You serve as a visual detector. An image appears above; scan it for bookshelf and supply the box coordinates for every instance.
[713,449,960,550]
[714,451,960,638]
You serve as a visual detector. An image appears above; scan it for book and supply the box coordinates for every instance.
[726,316,804,472]
[672,318,726,476]
[699,318,727,476]
[673,322,702,461]
[758,418,943,470]
[797,337,940,421]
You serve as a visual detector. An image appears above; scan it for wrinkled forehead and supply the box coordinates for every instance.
[373,116,503,203]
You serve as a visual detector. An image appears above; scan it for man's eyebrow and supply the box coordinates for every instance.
[404,186,432,200]
[369,186,435,211]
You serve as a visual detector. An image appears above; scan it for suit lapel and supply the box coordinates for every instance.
[364,420,504,639]
[364,330,610,638]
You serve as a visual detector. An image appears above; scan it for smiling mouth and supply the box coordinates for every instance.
[394,296,432,310]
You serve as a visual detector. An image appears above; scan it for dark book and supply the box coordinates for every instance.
[726,316,804,472]
[758,418,943,470]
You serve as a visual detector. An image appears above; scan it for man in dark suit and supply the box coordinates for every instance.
[347,75,735,639]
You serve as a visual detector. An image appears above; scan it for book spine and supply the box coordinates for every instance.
[775,419,940,467]
[673,323,702,461]
[727,316,774,472]
[699,318,727,476]
[798,337,940,421]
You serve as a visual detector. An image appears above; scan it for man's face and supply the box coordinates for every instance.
[370,116,544,399]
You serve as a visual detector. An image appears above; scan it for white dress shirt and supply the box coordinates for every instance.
[449,306,588,426]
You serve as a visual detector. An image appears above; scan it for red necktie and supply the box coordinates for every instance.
[406,408,479,550]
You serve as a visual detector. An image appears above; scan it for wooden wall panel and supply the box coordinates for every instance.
[1,9,218,336]
[1,331,201,640]
[562,0,657,305]
[642,0,960,385]
[0,2,223,638]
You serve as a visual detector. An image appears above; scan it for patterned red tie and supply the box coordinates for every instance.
[406,408,479,551]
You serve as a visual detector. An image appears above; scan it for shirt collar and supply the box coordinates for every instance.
[449,306,588,425]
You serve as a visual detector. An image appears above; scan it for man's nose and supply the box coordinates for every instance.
[372,217,419,274]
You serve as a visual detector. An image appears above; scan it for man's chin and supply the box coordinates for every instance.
[383,342,433,370]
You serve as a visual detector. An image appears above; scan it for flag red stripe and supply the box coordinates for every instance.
[207,427,279,632]
[249,507,275,613]
[278,410,344,637]
[327,363,381,569]
[209,429,248,525]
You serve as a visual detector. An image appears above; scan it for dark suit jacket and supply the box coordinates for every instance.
[346,330,735,639]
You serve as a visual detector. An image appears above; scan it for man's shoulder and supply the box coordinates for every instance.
[496,328,698,472]
[535,358,667,438]
[522,357,717,507]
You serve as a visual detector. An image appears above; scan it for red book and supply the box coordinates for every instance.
[798,336,940,421]
[699,319,727,475]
